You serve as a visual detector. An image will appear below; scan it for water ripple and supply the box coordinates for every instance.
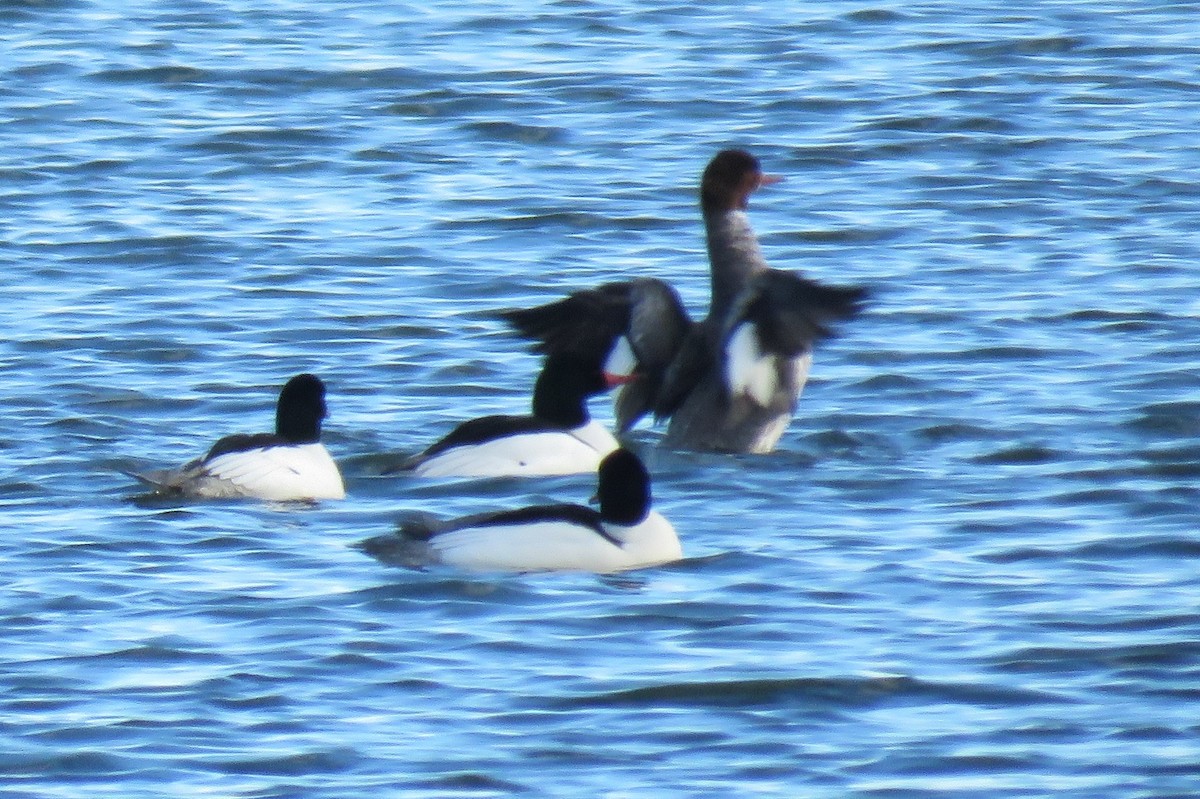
[2,1,1199,796]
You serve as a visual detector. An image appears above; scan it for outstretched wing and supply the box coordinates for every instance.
[729,270,867,357]
[722,270,867,407]
[496,278,694,431]
[496,281,636,363]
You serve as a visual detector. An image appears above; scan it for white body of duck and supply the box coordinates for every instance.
[127,373,345,502]
[400,356,624,478]
[362,448,682,573]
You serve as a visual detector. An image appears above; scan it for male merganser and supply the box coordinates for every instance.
[360,448,681,573]
[126,373,345,501]
[397,355,627,478]
[498,149,867,454]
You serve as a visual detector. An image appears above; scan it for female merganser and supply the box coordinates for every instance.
[397,355,628,478]
[498,149,867,454]
[126,373,346,501]
[362,448,681,573]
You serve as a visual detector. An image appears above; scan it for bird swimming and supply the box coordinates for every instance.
[498,149,867,453]
[125,373,345,502]
[360,448,681,573]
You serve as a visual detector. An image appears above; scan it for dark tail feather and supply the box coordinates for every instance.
[395,511,446,542]
[357,512,447,567]
[121,468,183,492]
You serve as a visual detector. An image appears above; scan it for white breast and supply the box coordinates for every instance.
[606,511,683,567]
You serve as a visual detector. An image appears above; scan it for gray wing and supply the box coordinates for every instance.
[613,279,693,430]
[496,278,694,432]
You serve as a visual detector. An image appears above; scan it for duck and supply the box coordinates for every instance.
[360,448,682,573]
[125,373,346,502]
[497,148,867,454]
[395,355,629,478]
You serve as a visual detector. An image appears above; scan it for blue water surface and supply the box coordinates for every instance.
[2,1,1199,796]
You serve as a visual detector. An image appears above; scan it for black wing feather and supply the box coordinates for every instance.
[729,270,867,357]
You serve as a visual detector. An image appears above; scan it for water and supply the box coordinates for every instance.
[2,1,1199,796]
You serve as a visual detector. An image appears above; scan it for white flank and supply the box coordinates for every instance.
[429,511,681,573]
[725,322,777,407]
[413,425,618,478]
[203,443,345,501]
